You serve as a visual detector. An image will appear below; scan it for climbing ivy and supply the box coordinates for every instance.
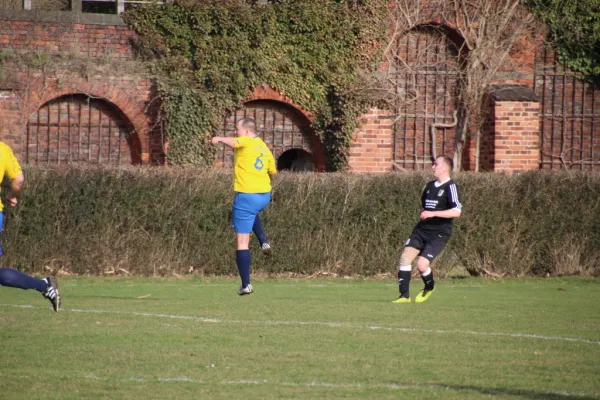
[524,0,600,84]
[123,0,386,170]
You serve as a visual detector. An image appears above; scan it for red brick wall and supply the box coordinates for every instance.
[486,101,540,172]
[1,10,596,172]
[0,18,161,164]
[348,109,394,173]
[215,99,326,171]
[347,13,540,173]
[0,20,135,58]
[246,86,326,171]
[535,45,600,170]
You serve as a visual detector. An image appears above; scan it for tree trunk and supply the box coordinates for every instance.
[453,103,469,171]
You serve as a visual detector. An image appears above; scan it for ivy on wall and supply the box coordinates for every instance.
[123,0,386,170]
[524,0,600,84]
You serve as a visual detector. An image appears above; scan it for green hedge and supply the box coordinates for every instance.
[1,167,599,277]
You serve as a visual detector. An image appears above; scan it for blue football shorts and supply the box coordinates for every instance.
[232,192,271,233]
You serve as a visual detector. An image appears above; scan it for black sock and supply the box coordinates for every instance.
[397,269,411,298]
[421,270,434,290]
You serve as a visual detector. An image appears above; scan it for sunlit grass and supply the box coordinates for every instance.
[0,276,598,399]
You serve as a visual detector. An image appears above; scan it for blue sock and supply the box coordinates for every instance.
[252,215,268,246]
[236,250,251,288]
[0,268,47,293]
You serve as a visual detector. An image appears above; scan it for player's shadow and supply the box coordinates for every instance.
[439,384,598,400]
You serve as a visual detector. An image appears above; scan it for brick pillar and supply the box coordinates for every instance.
[483,86,540,172]
[348,108,394,173]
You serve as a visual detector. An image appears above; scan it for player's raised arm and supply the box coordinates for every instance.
[211,136,236,148]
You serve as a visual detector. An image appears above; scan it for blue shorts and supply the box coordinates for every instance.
[232,192,271,233]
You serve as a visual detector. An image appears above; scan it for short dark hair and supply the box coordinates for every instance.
[437,155,454,172]
[237,117,256,134]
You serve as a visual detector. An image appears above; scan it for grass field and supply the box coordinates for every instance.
[0,276,599,399]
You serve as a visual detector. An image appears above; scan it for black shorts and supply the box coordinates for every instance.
[405,227,450,262]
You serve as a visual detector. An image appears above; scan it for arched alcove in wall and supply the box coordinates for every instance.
[216,100,325,171]
[277,148,314,172]
[390,24,468,169]
[25,93,142,165]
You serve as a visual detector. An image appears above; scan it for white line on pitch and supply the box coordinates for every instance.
[0,372,593,398]
[2,303,599,345]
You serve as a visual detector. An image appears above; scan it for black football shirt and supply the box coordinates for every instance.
[416,179,462,235]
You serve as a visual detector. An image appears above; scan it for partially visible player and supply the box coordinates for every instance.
[0,141,60,311]
[211,118,277,295]
[392,155,462,304]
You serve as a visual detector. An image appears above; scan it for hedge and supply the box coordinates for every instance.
[1,167,598,277]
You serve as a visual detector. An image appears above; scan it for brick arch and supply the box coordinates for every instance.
[413,22,469,50]
[389,23,467,170]
[25,93,142,165]
[216,89,326,171]
[246,86,325,171]
[249,85,314,122]
[25,83,151,163]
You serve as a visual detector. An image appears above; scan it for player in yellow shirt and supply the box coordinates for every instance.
[0,142,60,311]
[211,117,277,295]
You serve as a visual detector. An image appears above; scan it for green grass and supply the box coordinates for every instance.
[0,277,599,399]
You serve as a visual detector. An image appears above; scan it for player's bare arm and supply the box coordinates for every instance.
[420,208,461,220]
[211,137,236,148]
[6,173,24,207]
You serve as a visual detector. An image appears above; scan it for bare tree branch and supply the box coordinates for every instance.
[380,0,537,171]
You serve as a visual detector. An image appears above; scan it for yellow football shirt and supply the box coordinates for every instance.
[0,142,23,212]
[233,136,276,193]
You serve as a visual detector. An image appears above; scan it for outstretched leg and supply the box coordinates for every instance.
[0,268,61,311]
[0,267,47,292]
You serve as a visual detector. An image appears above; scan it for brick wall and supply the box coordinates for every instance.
[0,20,135,58]
[535,45,600,170]
[1,8,597,173]
[0,14,162,165]
[213,85,326,171]
[483,100,540,172]
[247,86,326,171]
[346,7,540,173]
[348,109,394,173]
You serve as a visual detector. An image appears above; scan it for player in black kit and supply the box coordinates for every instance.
[392,155,462,304]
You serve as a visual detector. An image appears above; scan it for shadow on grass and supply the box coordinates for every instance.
[441,384,598,400]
